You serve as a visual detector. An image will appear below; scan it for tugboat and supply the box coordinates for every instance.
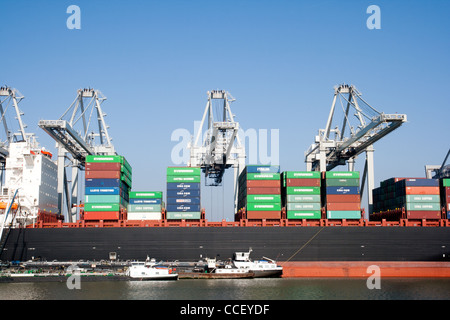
[232,249,283,278]
[126,257,178,281]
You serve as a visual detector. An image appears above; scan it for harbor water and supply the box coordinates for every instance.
[1,278,450,300]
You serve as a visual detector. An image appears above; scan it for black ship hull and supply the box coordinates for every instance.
[1,226,450,262]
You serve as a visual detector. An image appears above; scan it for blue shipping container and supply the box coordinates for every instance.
[85,187,120,195]
[166,204,201,212]
[167,182,201,190]
[400,179,439,187]
[85,178,121,188]
[326,186,360,195]
[245,165,280,174]
[129,198,162,205]
[167,189,201,198]
[166,197,200,205]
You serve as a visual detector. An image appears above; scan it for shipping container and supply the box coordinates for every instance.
[167,175,201,183]
[86,162,122,171]
[246,187,281,195]
[246,180,281,187]
[405,187,440,195]
[83,211,121,221]
[85,170,121,179]
[85,195,120,203]
[284,178,321,187]
[405,195,440,203]
[85,187,120,195]
[325,186,360,195]
[166,204,201,212]
[246,211,281,219]
[166,212,202,219]
[286,195,321,203]
[286,210,321,219]
[325,178,359,187]
[244,165,280,174]
[127,212,162,221]
[325,194,360,203]
[406,211,441,220]
[84,203,122,212]
[247,194,281,203]
[287,203,321,210]
[327,210,361,219]
[128,204,162,212]
[286,187,321,195]
[166,167,201,176]
[129,191,163,199]
[85,178,121,188]
[326,202,361,211]
[166,197,201,205]
[283,171,321,179]
[241,173,281,181]
[86,155,132,173]
[325,171,360,179]
[129,198,162,205]
[166,182,200,190]
[247,203,282,211]
[166,189,201,198]
[406,203,441,211]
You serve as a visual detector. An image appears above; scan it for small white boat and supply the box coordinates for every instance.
[232,249,283,278]
[126,257,178,281]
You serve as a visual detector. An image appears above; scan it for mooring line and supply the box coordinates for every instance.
[282,227,325,264]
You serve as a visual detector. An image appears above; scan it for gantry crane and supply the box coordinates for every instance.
[188,90,246,211]
[305,84,407,215]
[39,88,116,222]
[425,148,450,179]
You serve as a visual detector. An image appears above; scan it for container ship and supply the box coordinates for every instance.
[1,85,449,278]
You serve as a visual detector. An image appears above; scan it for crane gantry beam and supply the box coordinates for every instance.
[305,84,407,216]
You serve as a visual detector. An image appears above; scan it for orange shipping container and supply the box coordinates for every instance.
[86,162,121,171]
[405,187,439,195]
[325,194,360,203]
[246,180,280,187]
[285,178,320,187]
[85,170,121,179]
[406,211,441,220]
[246,211,281,219]
[246,187,281,194]
[83,211,120,220]
[326,202,361,211]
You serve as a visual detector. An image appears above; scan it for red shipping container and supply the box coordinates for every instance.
[84,211,120,220]
[285,178,320,187]
[246,211,281,219]
[406,211,441,220]
[86,162,121,171]
[246,187,281,195]
[246,180,280,187]
[325,194,360,203]
[326,202,361,211]
[405,187,439,195]
[85,170,121,179]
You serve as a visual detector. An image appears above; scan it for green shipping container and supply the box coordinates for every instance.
[245,173,280,180]
[283,171,321,179]
[406,203,441,211]
[443,179,450,187]
[127,204,162,212]
[85,195,120,203]
[286,187,320,195]
[286,195,321,203]
[325,178,360,187]
[84,203,121,212]
[129,191,163,199]
[167,176,201,183]
[405,195,440,203]
[247,195,281,203]
[287,210,321,219]
[327,210,361,219]
[167,167,201,176]
[287,203,321,211]
[166,212,201,219]
[325,171,360,179]
[247,202,281,211]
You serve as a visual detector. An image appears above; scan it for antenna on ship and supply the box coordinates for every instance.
[187,90,246,212]
[304,84,407,217]
[39,88,116,222]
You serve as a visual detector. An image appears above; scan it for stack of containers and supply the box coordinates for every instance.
[166,167,201,220]
[323,171,361,219]
[372,178,441,220]
[127,191,163,220]
[281,171,321,219]
[238,165,281,220]
[441,178,450,219]
[84,155,132,221]
[396,178,441,220]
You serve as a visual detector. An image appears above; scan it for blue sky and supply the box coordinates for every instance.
[2,0,449,221]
